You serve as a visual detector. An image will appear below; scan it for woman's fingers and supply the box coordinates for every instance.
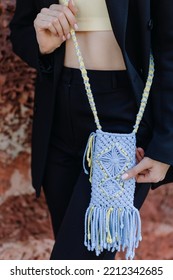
[137,147,145,158]
[68,0,78,15]
[35,13,70,39]
[136,148,144,163]
[122,156,170,183]
[57,12,72,37]
[34,3,78,54]
[38,11,64,37]
[34,16,58,36]
[136,169,161,183]
[37,4,78,38]
[49,1,78,16]
[49,4,78,31]
[136,150,141,163]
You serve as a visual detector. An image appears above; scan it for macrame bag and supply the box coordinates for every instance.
[63,0,154,260]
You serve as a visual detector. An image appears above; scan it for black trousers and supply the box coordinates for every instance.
[42,66,151,260]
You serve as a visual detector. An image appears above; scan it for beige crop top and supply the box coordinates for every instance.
[59,0,112,31]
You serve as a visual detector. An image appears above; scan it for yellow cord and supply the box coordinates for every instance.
[88,206,94,240]
[106,207,113,243]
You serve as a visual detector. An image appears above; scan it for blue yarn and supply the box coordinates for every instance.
[83,130,143,259]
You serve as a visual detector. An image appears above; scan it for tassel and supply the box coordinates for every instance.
[106,207,113,244]
[84,205,142,260]
[83,132,96,181]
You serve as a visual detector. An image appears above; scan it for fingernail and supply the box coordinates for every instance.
[122,173,128,180]
[62,35,66,41]
[71,0,75,6]
[67,33,71,40]
[74,23,79,30]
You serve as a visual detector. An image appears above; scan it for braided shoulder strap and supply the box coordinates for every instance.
[63,0,154,133]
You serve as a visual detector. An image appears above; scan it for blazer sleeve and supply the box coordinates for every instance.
[145,0,173,189]
[145,0,173,188]
[9,0,54,74]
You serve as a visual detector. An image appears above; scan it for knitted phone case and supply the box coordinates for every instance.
[63,0,154,260]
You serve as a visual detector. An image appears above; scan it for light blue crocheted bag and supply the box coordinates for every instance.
[63,0,154,260]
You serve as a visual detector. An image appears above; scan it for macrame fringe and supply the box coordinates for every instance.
[84,205,142,260]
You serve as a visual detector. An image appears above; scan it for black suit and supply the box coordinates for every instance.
[9,0,173,260]
[9,0,173,198]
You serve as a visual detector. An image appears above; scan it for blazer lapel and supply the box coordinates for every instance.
[105,0,129,50]
[106,0,145,106]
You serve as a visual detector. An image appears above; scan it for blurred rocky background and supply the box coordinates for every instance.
[0,0,173,260]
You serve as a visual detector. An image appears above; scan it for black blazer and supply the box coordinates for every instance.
[9,0,173,197]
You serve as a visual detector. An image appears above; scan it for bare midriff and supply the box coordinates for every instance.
[64,31,126,70]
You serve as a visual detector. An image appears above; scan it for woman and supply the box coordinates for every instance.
[9,0,173,260]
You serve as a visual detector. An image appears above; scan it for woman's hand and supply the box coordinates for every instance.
[124,147,170,183]
[34,0,78,55]
[136,147,145,164]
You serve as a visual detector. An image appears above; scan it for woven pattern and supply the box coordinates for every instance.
[91,131,136,207]
[83,130,141,259]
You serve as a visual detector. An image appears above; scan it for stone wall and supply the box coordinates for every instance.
[0,0,53,260]
[0,0,173,260]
